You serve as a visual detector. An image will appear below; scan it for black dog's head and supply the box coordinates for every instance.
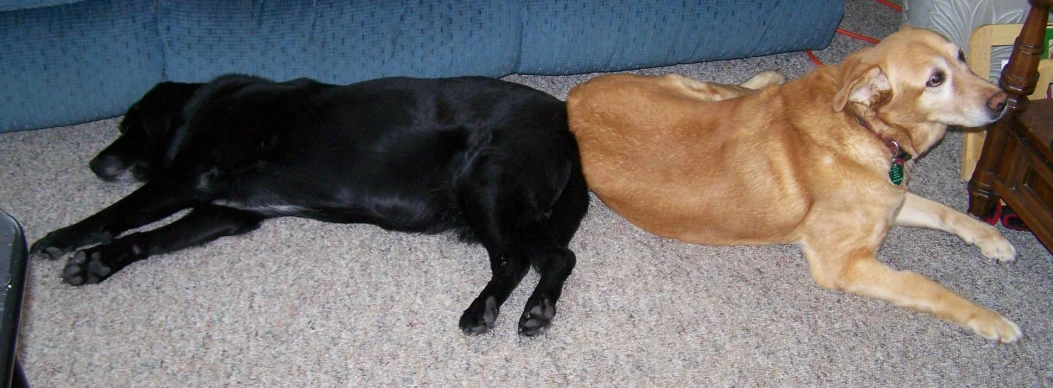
[89,82,202,182]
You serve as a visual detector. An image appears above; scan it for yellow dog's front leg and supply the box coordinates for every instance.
[894,192,1015,261]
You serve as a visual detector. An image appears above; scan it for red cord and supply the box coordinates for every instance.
[806,50,824,66]
[875,0,903,12]
[836,28,881,44]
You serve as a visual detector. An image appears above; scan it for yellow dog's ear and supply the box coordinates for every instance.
[832,66,890,112]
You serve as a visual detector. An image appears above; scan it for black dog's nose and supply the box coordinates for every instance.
[89,154,124,182]
[88,156,106,176]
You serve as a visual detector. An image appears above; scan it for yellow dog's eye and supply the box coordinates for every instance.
[926,71,945,87]
[958,50,966,62]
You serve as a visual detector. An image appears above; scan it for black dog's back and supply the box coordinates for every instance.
[179,77,579,234]
[31,75,589,336]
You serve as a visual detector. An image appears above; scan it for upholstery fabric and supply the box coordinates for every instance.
[519,0,844,74]
[0,0,843,132]
[0,0,84,12]
[157,0,522,84]
[0,0,163,131]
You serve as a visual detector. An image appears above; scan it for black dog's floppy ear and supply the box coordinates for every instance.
[124,82,200,140]
[832,66,891,112]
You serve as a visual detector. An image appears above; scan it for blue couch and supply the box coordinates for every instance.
[0,0,844,132]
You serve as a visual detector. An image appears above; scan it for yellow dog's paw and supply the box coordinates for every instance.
[972,226,1016,262]
[740,70,786,89]
[968,313,1022,343]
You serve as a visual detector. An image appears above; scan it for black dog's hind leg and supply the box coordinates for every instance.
[517,171,589,336]
[30,180,201,260]
[457,167,589,336]
[63,205,264,285]
[456,183,533,335]
[459,247,531,335]
[465,220,578,337]
[517,244,576,336]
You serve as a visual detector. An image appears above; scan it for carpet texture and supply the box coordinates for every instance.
[2,1,1051,386]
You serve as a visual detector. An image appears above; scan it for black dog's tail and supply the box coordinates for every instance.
[544,144,590,247]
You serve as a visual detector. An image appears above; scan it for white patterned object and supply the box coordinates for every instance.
[904,0,1029,81]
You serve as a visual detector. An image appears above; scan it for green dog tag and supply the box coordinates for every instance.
[889,161,904,185]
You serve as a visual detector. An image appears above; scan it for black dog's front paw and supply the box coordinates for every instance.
[62,247,123,286]
[459,296,499,335]
[518,296,556,336]
[30,231,78,260]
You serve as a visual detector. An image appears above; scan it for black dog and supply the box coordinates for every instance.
[30,75,589,336]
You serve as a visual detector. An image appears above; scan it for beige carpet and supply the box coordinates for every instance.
[2,1,1052,386]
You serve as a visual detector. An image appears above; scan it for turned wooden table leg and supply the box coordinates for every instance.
[967,119,1011,219]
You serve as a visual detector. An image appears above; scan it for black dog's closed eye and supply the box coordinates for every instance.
[30,75,589,336]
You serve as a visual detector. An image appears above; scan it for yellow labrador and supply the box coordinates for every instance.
[567,26,1021,342]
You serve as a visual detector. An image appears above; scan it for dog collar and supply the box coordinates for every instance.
[854,115,912,185]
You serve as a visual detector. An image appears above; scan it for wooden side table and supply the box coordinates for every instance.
[977,99,1053,250]
[968,0,1053,253]
[960,23,1053,180]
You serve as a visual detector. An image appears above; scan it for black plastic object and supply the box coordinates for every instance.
[0,209,28,388]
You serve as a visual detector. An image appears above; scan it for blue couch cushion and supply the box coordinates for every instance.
[0,0,164,132]
[518,0,843,74]
[0,0,84,12]
[0,0,846,132]
[157,0,522,84]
